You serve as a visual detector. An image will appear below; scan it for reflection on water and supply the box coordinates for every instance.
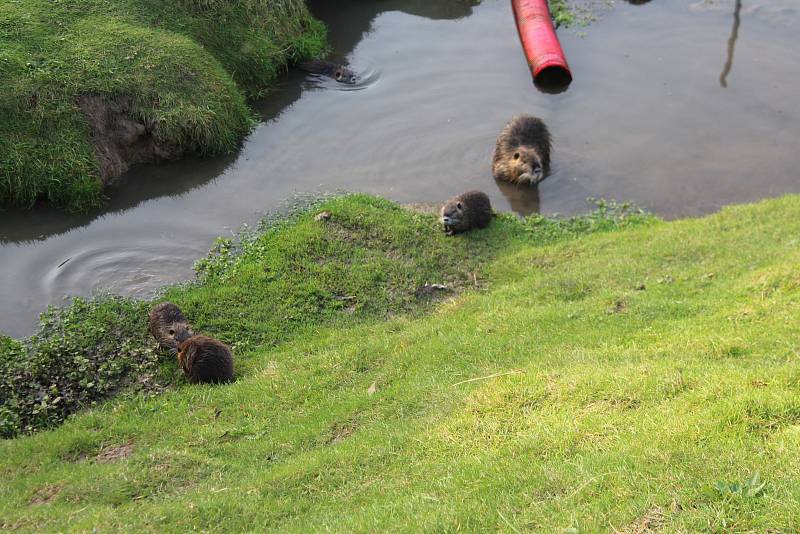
[308,0,480,53]
[1,0,799,337]
[494,179,540,216]
[0,155,237,245]
[719,0,742,88]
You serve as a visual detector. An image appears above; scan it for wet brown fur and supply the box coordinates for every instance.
[148,302,192,350]
[492,115,551,185]
[177,335,234,385]
[298,59,357,84]
[440,190,493,235]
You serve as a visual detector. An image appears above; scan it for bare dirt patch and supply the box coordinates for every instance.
[95,441,135,463]
[618,502,681,533]
[29,484,63,505]
[326,420,358,445]
[608,299,627,314]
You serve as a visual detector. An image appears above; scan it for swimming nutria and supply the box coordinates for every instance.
[177,335,234,385]
[148,302,193,350]
[298,59,358,84]
[440,190,493,235]
[493,115,551,185]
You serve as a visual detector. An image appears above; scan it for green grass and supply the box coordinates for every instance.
[0,0,326,210]
[3,194,800,531]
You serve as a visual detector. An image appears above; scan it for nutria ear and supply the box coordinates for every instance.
[513,152,520,160]
[457,202,462,209]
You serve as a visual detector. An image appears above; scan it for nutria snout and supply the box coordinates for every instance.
[177,335,234,385]
[440,190,493,235]
[299,59,358,84]
[148,302,193,351]
[493,115,552,185]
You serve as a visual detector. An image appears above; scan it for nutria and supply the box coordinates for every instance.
[148,302,193,350]
[492,115,551,185]
[177,335,234,385]
[440,190,493,235]
[298,59,358,84]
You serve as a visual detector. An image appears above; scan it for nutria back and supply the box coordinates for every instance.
[493,115,551,185]
[298,59,358,84]
[440,190,492,235]
[177,335,234,385]
[148,302,192,350]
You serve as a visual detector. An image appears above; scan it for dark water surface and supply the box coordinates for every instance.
[1,0,798,337]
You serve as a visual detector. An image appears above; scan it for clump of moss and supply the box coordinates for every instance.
[549,0,576,27]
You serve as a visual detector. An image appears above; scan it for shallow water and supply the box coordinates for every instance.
[1,0,799,337]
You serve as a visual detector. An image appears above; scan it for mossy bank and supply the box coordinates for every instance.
[3,194,800,530]
[0,0,326,211]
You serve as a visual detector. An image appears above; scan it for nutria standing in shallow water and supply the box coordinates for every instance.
[440,191,493,235]
[177,335,234,385]
[148,302,193,350]
[298,59,358,84]
[493,115,551,185]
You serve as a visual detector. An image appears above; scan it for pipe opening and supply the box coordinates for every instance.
[533,66,572,94]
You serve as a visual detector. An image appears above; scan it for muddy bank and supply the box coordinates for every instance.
[78,95,185,183]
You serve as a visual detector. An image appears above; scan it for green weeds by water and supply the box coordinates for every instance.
[549,0,576,27]
[0,297,159,439]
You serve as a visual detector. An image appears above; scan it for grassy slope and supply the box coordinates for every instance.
[0,0,325,210]
[3,195,800,531]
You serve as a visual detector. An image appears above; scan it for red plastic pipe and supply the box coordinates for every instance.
[511,0,572,85]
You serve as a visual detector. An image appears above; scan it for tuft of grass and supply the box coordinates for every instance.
[0,0,326,211]
[4,194,800,531]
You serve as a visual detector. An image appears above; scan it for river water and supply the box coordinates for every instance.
[1,0,798,337]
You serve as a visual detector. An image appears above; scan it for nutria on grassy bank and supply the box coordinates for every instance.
[177,335,234,385]
[440,190,493,235]
[148,302,193,350]
[492,115,551,185]
[299,59,358,84]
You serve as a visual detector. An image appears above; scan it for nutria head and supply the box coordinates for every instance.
[149,302,193,350]
[440,199,466,231]
[334,66,358,84]
[168,323,193,346]
[503,146,545,184]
